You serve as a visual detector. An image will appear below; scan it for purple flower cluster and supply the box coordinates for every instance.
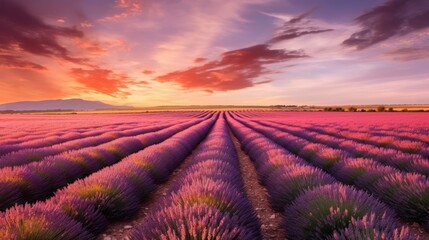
[374,172,429,223]
[284,183,398,239]
[0,203,93,240]
[0,123,174,168]
[332,157,396,186]
[0,112,209,157]
[0,122,128,156]
[0,119,203,211]
[130,115,261,239]
[0,117,215,239]
[259,120,429,176]
[331,213,416,240]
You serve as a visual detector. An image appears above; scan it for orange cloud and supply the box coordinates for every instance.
[142,69,154,74]
[70,67,132,96]
[156,44,306,92]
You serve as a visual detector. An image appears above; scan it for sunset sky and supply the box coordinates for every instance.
[1,0,428,106]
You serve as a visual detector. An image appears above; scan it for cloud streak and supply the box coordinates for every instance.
[0,54,46,70]
[70,67,132,96]
[156,44,306,92]
[0,0,85,65]
[343,0,429,50]
[384,46,429,61]
[268,8,333,44]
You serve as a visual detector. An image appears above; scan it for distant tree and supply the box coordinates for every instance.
[377,106,386,112]
[324,107,333,111]
[348,107,358,112]
[388,107,394,112]
[334,107,344,112]
[368,109,376,112]
[402,108,408,112]
[360,109,366,112]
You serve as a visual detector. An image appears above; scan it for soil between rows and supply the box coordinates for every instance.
[97,147,201,240]
[230,131,287,240]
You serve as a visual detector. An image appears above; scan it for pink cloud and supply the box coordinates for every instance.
[194,58,207,64]
[384,46,429,61]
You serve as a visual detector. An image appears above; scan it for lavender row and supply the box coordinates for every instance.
[287,121,429,158]
[233,115,429,229]
[257,120,429,176]
[308,121,429,145]
[130,115,261,239]
[0,117,210,211]
[0,121,144,157]
[227,114,417,239]
[0,122,181,168]
[0,116,216,240]
[0,120,135,145]
[0,111,210,154]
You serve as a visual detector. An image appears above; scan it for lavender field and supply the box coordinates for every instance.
[0,111,428,240]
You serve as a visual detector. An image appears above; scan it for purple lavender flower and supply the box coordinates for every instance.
[331,213,417,240]
[0,203,92,240]
[375,172,429,223]
[267,164,336,211]
[129,205,258,240]
[284,183,396,239]
[48,195,108,234]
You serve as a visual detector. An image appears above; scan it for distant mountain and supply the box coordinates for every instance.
[0,99,133,111]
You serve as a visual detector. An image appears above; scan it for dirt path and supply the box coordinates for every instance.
[97,150,198,240]
[229,131,287,240]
